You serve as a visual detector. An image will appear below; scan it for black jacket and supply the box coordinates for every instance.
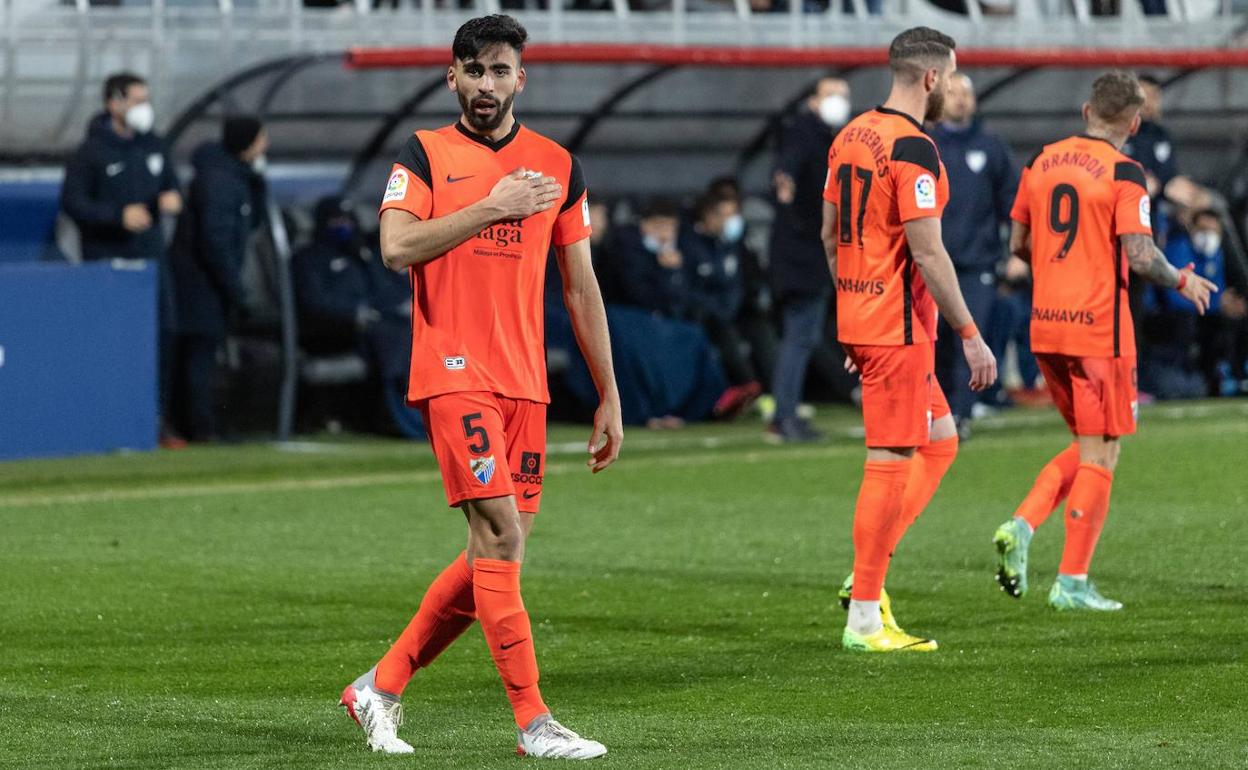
[769,109,835,297]
[60,113,179,262]
[930,120,1017,272]
[612,224,693,319]
[170,142,261,336]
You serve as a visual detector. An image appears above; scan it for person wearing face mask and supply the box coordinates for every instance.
[929,73,1018,438]
[168,115,268,442]
[1144,209,1242,398]
[61,72,182,264]
[767,76,856,443]
[679,189,764,416]
[61,72,184,445]
[613,199,692,318]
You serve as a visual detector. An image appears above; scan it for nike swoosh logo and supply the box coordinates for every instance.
[446,174,475,184]
[522,489,540,500]
[500,638,528,650]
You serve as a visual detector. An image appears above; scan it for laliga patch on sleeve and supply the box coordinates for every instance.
[1139,194,1151,226]
[914,174,937,209]
[582,196,591,227]
[383,169,409,203]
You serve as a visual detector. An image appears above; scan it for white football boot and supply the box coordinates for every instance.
[517,716,607,760]
[339,668,414,754]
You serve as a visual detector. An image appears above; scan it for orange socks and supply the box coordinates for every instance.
[1059,464,1114,576]
[892,435,959,546]
[850,460,912,602]
[1015,443,1080,531]
[375,551,477,695]
[473,558,548,729]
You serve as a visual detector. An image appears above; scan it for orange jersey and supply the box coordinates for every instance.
[379,122,592,403]
[823,107,949,346]
[1010,135,1152,358]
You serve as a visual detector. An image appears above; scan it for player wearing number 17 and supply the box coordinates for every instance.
[337,15,622,759]
[992,71,1215,610]
[822,27,997,653]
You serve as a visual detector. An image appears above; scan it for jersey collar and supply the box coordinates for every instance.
[1078,133,1118,150]
[454,120,522,152]
[875,106,924,132]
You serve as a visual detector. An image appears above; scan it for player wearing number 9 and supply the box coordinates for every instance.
[992,71,1216,612]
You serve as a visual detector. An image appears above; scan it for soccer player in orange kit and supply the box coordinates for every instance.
[992,71,1215,610]
[338,15,621,759]
[823,27,997,652]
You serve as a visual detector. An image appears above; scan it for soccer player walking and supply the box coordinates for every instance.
[339,15,621,758]
[823,27,997,652]
[993,72,1214,610]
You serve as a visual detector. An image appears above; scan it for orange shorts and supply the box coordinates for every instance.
[417,391,547,513]
[1036,354,1138,438]
[843,342,951,448]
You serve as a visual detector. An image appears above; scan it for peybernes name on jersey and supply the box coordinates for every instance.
[837,125,890,177]
[837,277,886,296]
[1032,306,1096,325]
[1040,151,1108,180]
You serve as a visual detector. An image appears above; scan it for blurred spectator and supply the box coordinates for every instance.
[292,196,414,409]
[61,71,184,445]
[613,199,691,317]
[168,116,268,442]
[766,76,849,443]
[705,176,780,394]
[680,189,764,416]
[585,201,626,303]
[1145,210,1247,397]
[930,73,1017,437]
[1124,74,1212,232]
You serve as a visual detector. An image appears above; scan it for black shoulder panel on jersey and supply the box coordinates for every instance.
[1114,161,1147,191]
[394,134,433,188]
[560,155,587,213]
[1025,148,1044,169]
[891,136,941,179]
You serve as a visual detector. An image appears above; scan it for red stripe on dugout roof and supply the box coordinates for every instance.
[347,45,1248,70]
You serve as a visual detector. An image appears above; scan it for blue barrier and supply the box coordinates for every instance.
[0,260,157,460]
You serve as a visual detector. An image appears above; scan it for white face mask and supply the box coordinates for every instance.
[1192,230,1221,257]
[721,213,745,243]
[818,94,851,127]
[251,154,268,174]
[124,102,155,134]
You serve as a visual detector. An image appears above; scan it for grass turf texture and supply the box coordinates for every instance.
[1,401,1246,769]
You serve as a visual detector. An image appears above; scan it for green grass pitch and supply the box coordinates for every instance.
[2,401,1246,769]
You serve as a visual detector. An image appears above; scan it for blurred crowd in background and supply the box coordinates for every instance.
[53,69,1248,447]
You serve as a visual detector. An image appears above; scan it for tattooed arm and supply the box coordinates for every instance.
[1120,233,1217,314]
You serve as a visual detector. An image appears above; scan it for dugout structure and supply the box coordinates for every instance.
[157,44,1248,438]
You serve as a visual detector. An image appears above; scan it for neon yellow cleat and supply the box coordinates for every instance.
[838,574,901,633]
[842,625,938,653]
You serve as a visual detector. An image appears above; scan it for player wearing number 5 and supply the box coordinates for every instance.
[822,27,997,653]
[992,72,1215,610]
[338,15,621,760]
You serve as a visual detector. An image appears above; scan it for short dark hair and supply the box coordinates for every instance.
[452,15,528,62]
[103,72,146,104]
[640,199,680,221]
[1089,70,1144,123]
[888,27,956,84]
[696,190,737,220]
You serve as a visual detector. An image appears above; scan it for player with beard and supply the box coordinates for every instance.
[338,15,621,759]
[822,27,996,652]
